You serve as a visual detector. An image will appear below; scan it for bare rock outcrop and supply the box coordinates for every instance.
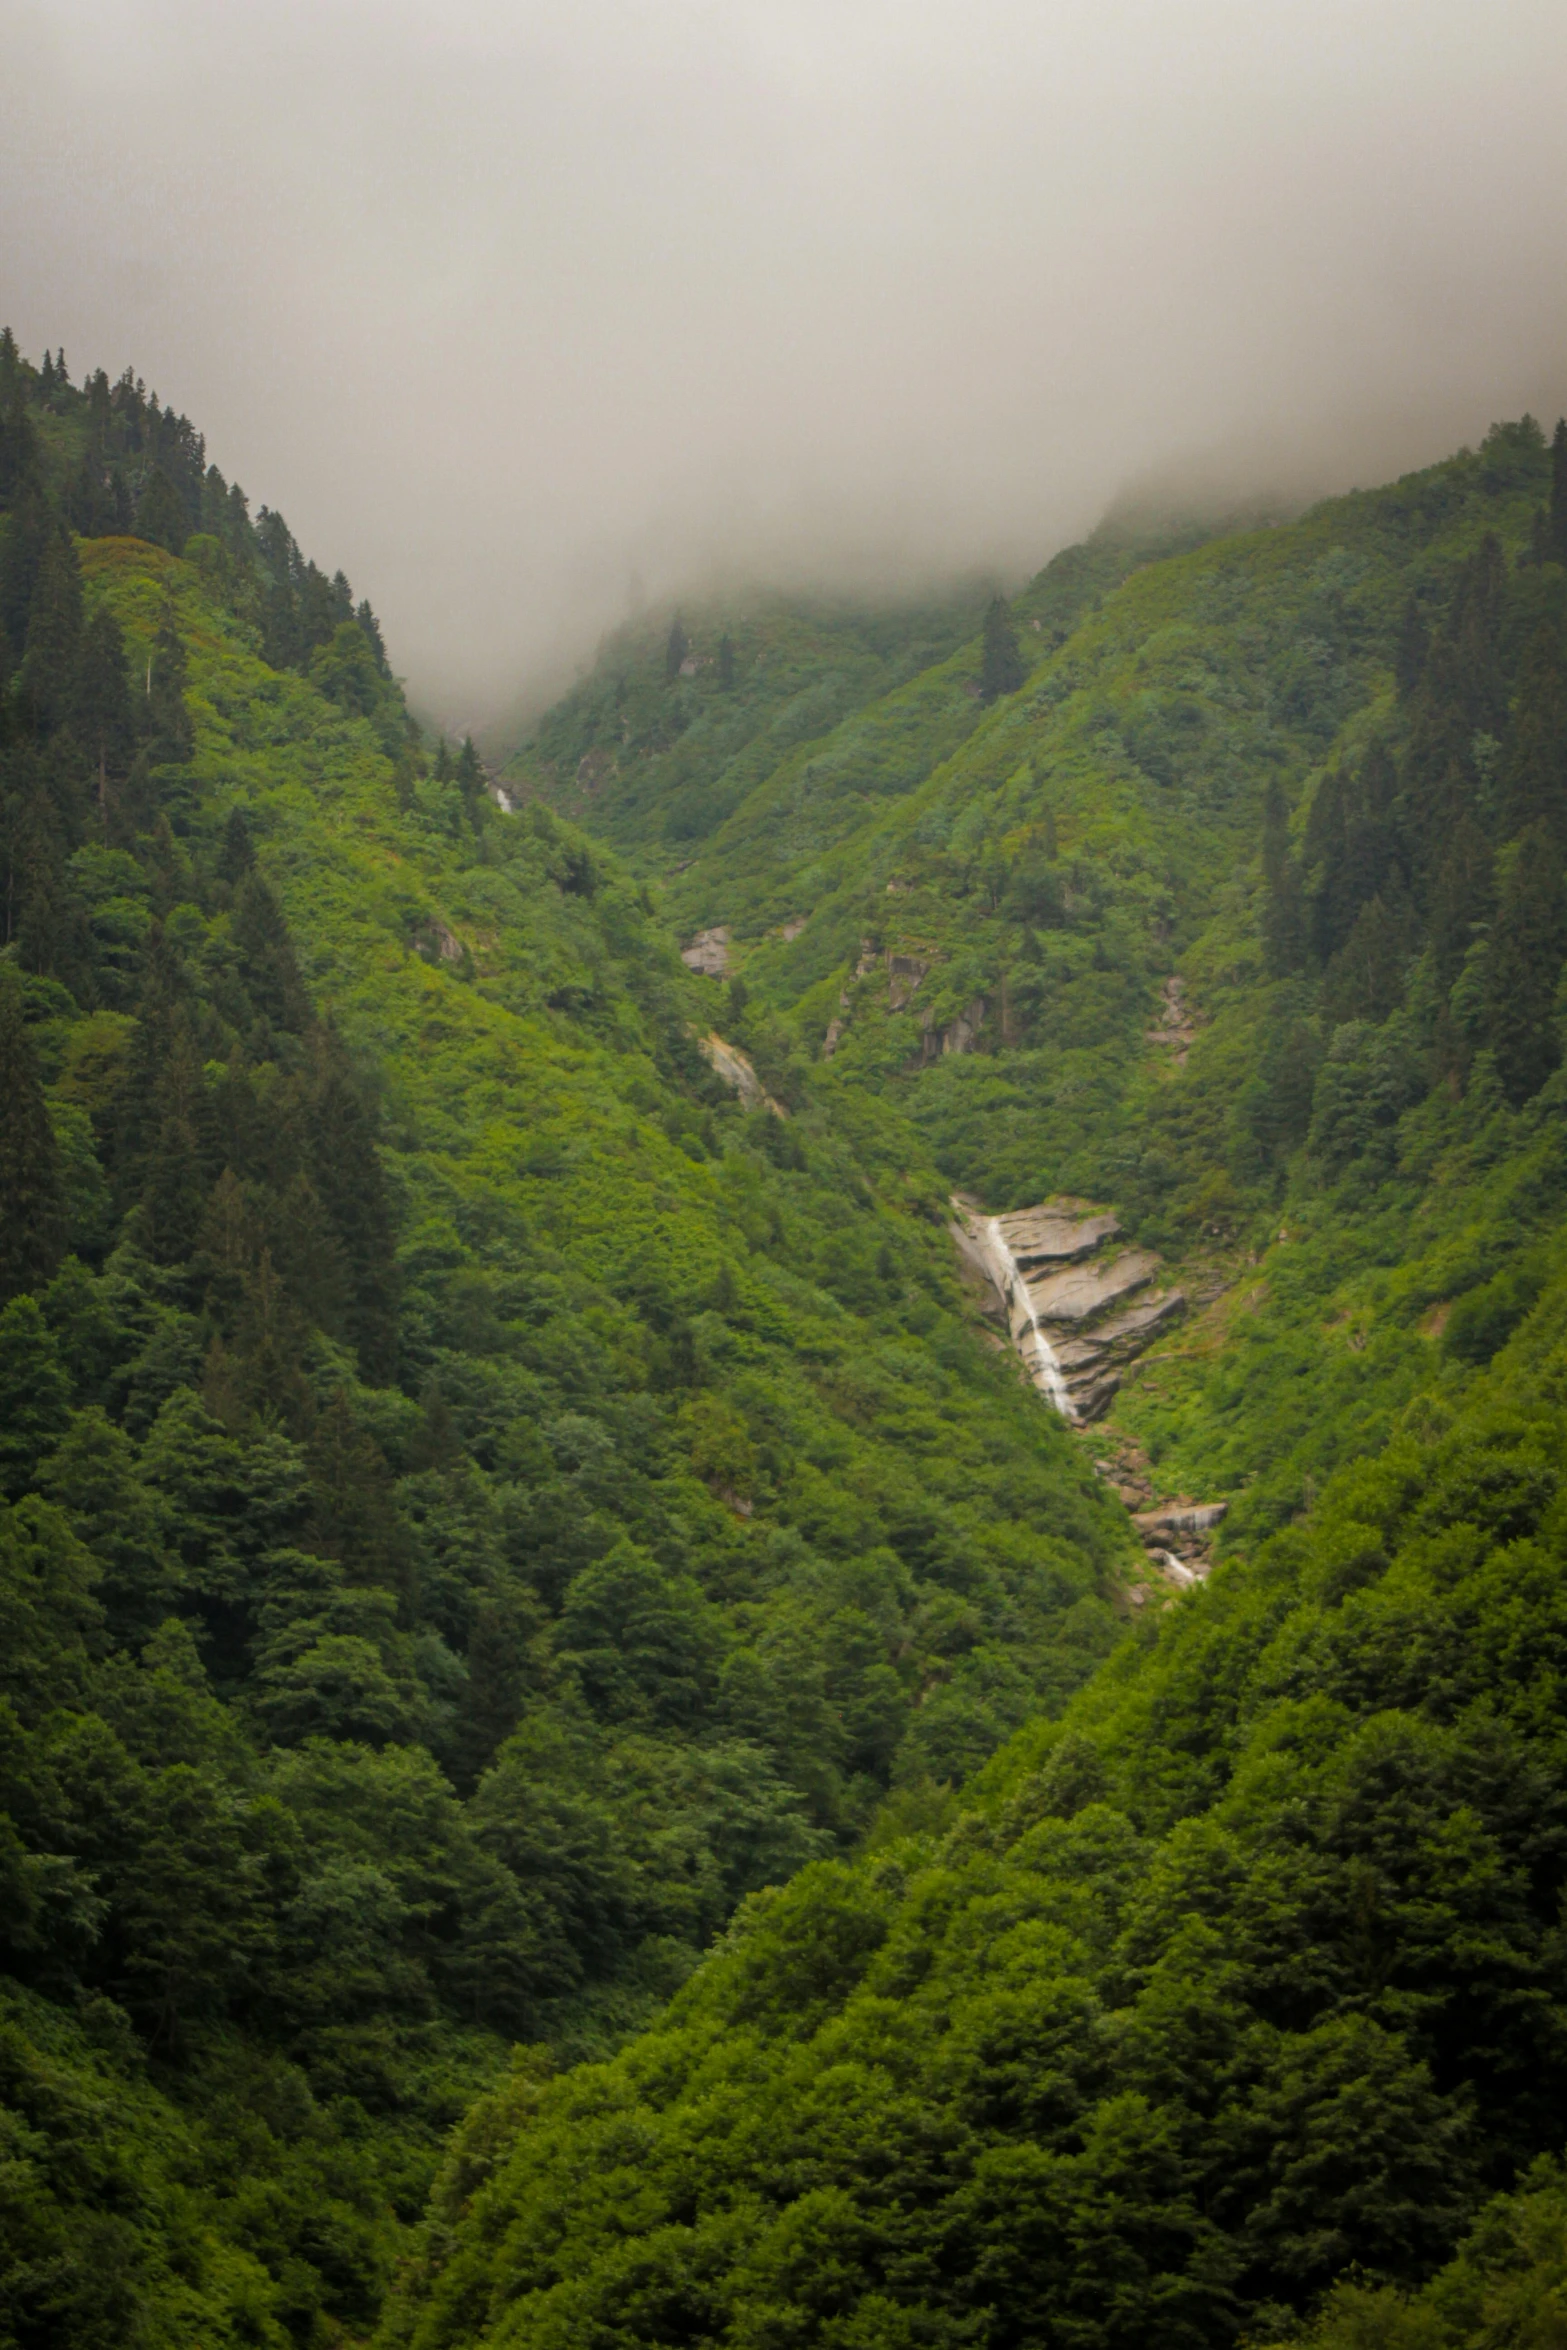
[682,926,731,977]
[1147,974,1197,1063]
[698,1031,785,1118]
[953,1196,1184,1423]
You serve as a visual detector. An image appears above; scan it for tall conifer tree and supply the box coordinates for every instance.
[456,734,486,826]
[980,597,1025,701]
[1261,778,1305,977]
[20,531,83,730]
[0,968,66,1303]
[136,466,188,556]
[144,601,193,764]
[1551,418,1567,567]
[1486,823,1567,1106]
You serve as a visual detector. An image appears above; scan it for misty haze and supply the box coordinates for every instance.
[10,7,1567,2348]
[6,0,1567,720]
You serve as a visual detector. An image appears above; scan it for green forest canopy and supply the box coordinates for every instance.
[10,335,1567,2344]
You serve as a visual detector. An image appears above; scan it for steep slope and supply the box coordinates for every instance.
[541,420,1567,1544]
[387,1269,1567,2348]
[0,339,1131,2345]
[497,589,997,865]
[389,416,1567,2345]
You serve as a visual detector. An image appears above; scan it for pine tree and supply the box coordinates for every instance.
[261,579,300,671]
[0,1295,72,1494]
[355,599,389,675]
[1429,811,1494,994]
[233,872,313,1035]
[0,967,66,1303]
[1261,778,1305,977]
[307,1388,406,1594]
[718,632,736,690]
[65,451,114,537]
[666,614,689,681]
[1485,823,1567,1106]
[1323,893,1408,1025]
[139,1011,216,1262]
[73,605,136,821]
[136,466,189,556]
[980,598,1025,702]
[305,1033,398,1379]
[456,735,486,826]
[1502,616,1567,844]
[1450,534,1508,738]
[20,531,83,730]
[217,808,254,887]
[0,480,52,655]
[1394,597,1428,699]
[1551,419,1567,568]
[5,745,84,983]
[144,601,193,763]
[114,925,184,1199]
[0,378,37,506]
[231,1247,313,1428]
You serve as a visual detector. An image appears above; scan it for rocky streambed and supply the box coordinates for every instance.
[951,1194,1225,1593]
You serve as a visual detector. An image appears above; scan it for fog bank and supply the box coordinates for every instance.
[5,0,1567,722]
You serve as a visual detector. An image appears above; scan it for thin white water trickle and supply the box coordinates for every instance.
[983,1217,1078,1421]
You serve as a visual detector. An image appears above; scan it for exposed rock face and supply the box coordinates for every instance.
[414,920,465,965]
[682,926,731,977]
[953,1195,1185,1423]
[1147,973,1197,1063]
[915,997,988,1063]
[1024,1249,1162,1325]
[698,1032,784,1117]
[887,955,928,1010]
[1091,1440,1228,1597]
[959,1198,1228,1592]
[992,1204,1120,1263]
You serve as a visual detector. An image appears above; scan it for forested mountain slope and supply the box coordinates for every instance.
[16,317,1567,2347]
[393,416,1567,2346]
[0,338,1129,2346]
[519,417,1567,1549]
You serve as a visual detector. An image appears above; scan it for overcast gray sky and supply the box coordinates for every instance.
[5,0,1567,724]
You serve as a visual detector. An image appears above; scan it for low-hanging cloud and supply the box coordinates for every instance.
[5,0,1567,725]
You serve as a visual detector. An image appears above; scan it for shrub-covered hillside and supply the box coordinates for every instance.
[388,1264,1567,2347]
[532,418,1567,1550]
[0,336,1131,2346]
[388,415,1567,2346]
[19,314,1567,2347]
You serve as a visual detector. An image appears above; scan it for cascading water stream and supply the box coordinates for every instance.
[982,1217,1078,1421]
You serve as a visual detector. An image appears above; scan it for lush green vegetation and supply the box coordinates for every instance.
[389,1274,1567,2345]
[513,416,1567,1550]
[16,317,1567,2345]
[0,338,1128,2345]
[415,412,1567,2344]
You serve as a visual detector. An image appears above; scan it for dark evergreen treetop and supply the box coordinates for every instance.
[0,968,65,1303]
[979,593,1024,700]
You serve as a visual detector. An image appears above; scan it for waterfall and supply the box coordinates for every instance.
[982,1217,1078,1421]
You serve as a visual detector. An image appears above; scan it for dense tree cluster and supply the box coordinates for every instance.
[382,413,1567,2345]
[1262,429,1567,1126]
[0,334,1125,2344]
[396,1282,1567,2348]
